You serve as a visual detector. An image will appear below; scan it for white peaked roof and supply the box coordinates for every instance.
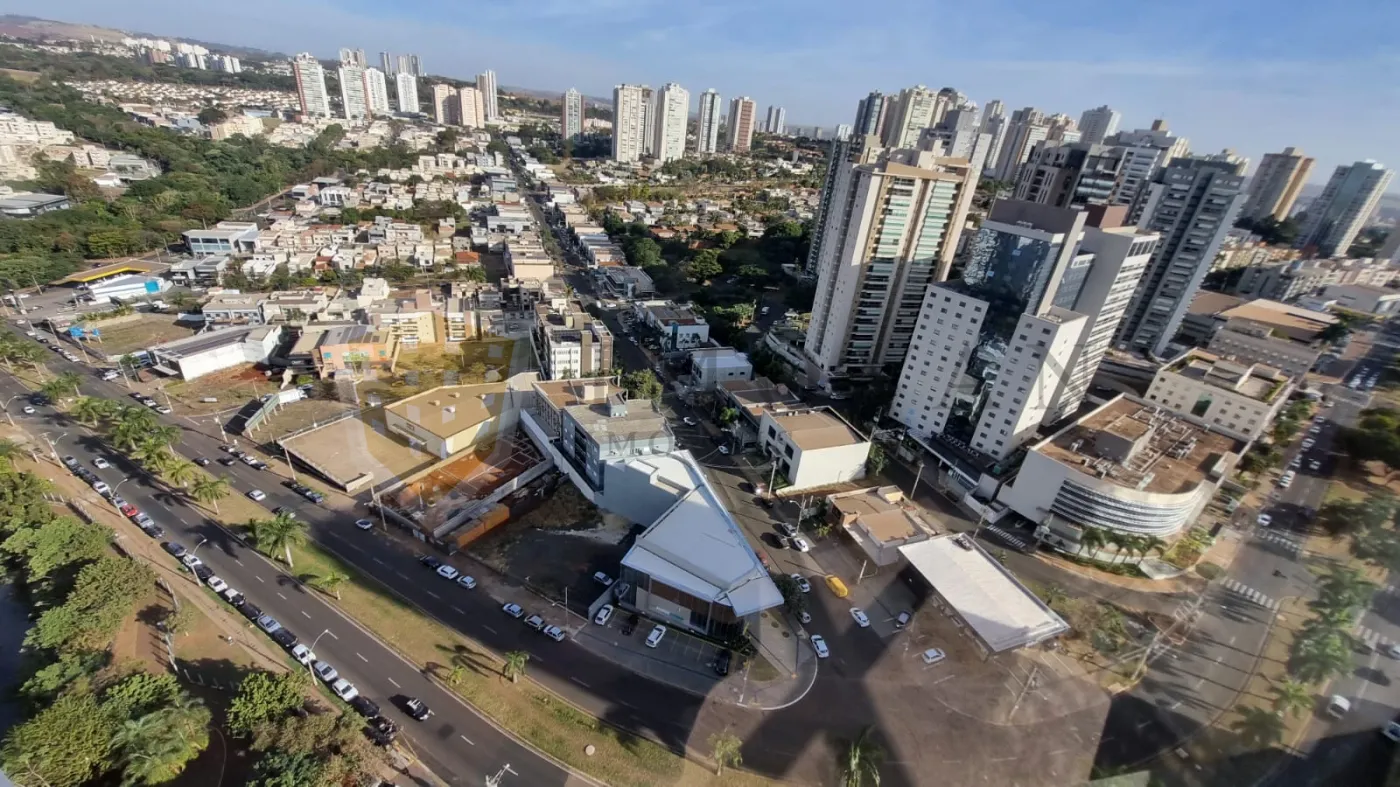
[899,536,1068,653]
[621,458,782,617]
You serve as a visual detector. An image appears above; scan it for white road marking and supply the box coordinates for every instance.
[387,677,400,688]
[356,652,368,662]
[234,559,243,566]
[482,625,497,634]
[372,558,385,565]
[451,605,465,614]
[277,592,288,600]
[425,590,440,599]
[300,611,311,619]
[255,575,265,583]
[459,735,474,745]
[571,677,590,688]
[394,571,408,580]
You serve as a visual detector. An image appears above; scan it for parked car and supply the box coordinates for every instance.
[502,603,524,619]
[777,522,798,538]
[542,625,566,642]
[791,574,811,593]
[419,555,442,570]
[594,604,614,626]
[1257,513,1273,527]
[921,648,947,665]
[162,542,187,558]
[313,661,339,683]
[206,576,229,594]
[291,645,316,667]
[247,489,267,501]
[894,611,912,629]
[256,615,283,635]
[330,679,358,702]
[790,536,812,553]
[270,629,297,648]
[645,624,667,648]
[456,575,477,590]
[355,519,375,531]
[524,614,546,631]
[93,457,110,469]
[436,564,459,580]
[811,635,830,659]
[348,696,380,719]
[238,603,263,622]
[850,608,871,627]
[593,572,614,587]
[713,649,731,676]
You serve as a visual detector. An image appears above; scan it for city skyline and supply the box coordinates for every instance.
[10,0,1399,185]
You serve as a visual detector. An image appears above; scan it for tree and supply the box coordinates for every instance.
[1269,678,1314,718]
[189,474,231,514]
[26,556,153,654]
[866,444,888,476]
[311,571,350,600]
[162,458,199,489]
[718,407,738,426]
[1229,705,1286,750]
[248,512,307,569]
[110,694,211,786]
[1,514,109,580]
[621,369,663,402]
[42,372,81,402]
[687,250,723,283]
[249,749,324,787]
[709,731,743,776]
[502,650,529,683]
[841,726,885,787]
[196,106,227,125]
[227,671,306,736]
[101,672,183,721]
[0,689,118,787]
[1079,527,1106,559]
[1289,629,1353,684]
[446,665,467,687]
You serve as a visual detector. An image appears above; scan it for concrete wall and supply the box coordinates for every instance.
[790,442,869,492]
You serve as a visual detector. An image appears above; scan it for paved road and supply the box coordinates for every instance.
[0,372,576,787]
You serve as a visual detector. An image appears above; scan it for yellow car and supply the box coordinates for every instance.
[825,575,849,598]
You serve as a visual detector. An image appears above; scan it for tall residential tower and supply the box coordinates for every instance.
[1240,147,1314,223]
[652,83,690,163]
[612,84,648,163]
[1294,160,1394,257]
[562,88,583,140]
[292,53,331,119]
[696,89,722,154]
[726,96,757,153]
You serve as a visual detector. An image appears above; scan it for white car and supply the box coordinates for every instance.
[1301,439,1316,450]
[811,634,830,659]
[206,576,228,594]
[594,604,614,625]
[502,602,524,618]
[93,457,110,469]
[291,644,316,667]
[1384,722,1400,742]
[593,572,614,587]
[790,574,811,593]
[21,406,34,414]
[645,624,667,648]
[1385,643,1400,659]
[921,648,947,665]
[156,406,172,415]
[354,519,374,531]
[330,678,358,701]
[247,489,267,501]
[542,624,566,642]
[1256,513,1272,527]
[718,445,730,455]
[791,537,812,553]
[181,554,203,570]
[313,661,339,683]
[436,564,460,580]
[457,575,477,590]
[850,608,871,628]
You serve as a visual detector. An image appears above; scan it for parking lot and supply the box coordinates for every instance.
[572,605,734,695]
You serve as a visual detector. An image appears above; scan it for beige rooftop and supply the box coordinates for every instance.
[769,409,865,450]
[385,382,511,439]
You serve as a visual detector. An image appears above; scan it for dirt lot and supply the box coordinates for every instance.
[85,314,197,357]
[249,396,354,441]
[470,482,638,600]
[163,365,279,416]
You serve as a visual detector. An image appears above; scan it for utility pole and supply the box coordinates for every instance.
[909,461,925,500]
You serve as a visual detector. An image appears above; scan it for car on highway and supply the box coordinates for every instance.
[1278,471,1295,489]
[594,604,614,625]
[542,624,566,642]
[524,614,546,631]
[21,406,34,414]
[436,564,459,580]
[456,575,477,589]
[218,457,238,466]
[502,602,524,619]
[93,457,110,469]
[1301,439,1316,450]
[811,635,830,659]
[405,697,433,721]
[645,624,667,648]
[330,678,358,702]
[271,506,298,518]
[291,645,316,666]
[717,445,730,455]
[355,519,374,531]
[256,615,283,635]
[850,608,871,627]
[1257,513,1272,527]
[313,661,339,683]
[162,542,187,558]
[206,576,228,594]
[921,648,947,665]
[790,536,812,553]
[193,457,211,466]
[1309,460,1322,471]
[247,489,267,501]
[791,574,811,593]
[419,555,442,570]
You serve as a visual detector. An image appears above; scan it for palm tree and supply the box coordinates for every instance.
[39,377,71,403]
[502,650,529,683]
[249,512,307,568]
[131,437,174,470]
[189,475,230,514]
[109,407,158,450]
[311,570,350,600]
[1078,527,1105,560]
[1269,678,1313,718]
[841,726,885,787]
[72,396,113,426]
[111,695,211,785]
[53,370,81,398]
[1230,705,1285,750]
[1290,634,1353,684]
[163,459,198,488]
[446,665,467,687]
[709,731,743,776]
[1141,535,1167,560]
[1042,584,1067,608]
[147,424,181,449]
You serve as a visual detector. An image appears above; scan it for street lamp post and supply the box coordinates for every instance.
[1,394,22,426]
[39,431,67,464]
[306,628,332,676]
[188,537,209,586]
[112,476,136,500]
[283,443,298,482]
[909,461,926,500]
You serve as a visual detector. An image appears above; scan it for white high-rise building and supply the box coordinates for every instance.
[835,123,853,141]
[1077,105,1121,145]
[562,88,583,140]
[1295,160,1394,257]
[380,51,394,75]
[431,84,454,125]
[338,65,369,121]
[1240,147,1314,223]
[338,48,366,67]
[640,86,657,157]
[457,86,485,128]
[652,83,690,164]
[696,89,722,154]
[364,68,391,116]
[292,53,331,119]
[476,70,499,121]
[1106,122,1190,221]
[726,96,757,153]
[395,72,419,115]
[805,145,977,380]
[990,107,1047,182]
[612,84,647,163]
[1117,157,1247,356]
[765,105,786,134]
[882,85,938,149]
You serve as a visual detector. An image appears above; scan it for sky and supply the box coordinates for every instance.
[13,0,1400,183]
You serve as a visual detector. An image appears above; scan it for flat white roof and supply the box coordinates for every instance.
[899,536,1067,653]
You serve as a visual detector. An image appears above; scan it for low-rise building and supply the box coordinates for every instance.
[1145,349,1293,440]
[149,325,282,380]
[202,293,265,325]
[535,303,613,380]
[384,382,523,458]
[599,265,656,299]
[688,347,753,390]
[367,290,440,345]
[560,396,674,491]
[634,302,709,351]
[999,394,1245,550]
[0,191,71,217]
[1322,283,1400,316]
[827,485,937,566]
[758,407,870,492]
[527,377,620,438]
[183,221,260,256]
[309,324,399,378]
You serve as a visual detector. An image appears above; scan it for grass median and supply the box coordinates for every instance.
[274,536,774,787]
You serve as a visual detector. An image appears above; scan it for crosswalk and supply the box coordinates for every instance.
[1355,624,1396,652]
[982,524,1029,551]
[1253,529,1304,556]
[1221,578,1282,611]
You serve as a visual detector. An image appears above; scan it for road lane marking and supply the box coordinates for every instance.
[394,571,408,580]
[277,592,288,600]
[234,558,243,565]
[356,652,368,662]
[482,625,497,634]
[459,735,474,745]
[373,558,385,565]
[326,630,338,639]
[425,590,440,599]
[300,611,311,619]
[387,677,400,688]
[255,575,265,583]
[451,605,464,614]
[571,677,590,688]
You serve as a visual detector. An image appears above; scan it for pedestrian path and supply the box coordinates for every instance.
[1354,624,1396,651]
[1221,578,1281,611]
[1252,528,1304,556]
[982,523,1029,551]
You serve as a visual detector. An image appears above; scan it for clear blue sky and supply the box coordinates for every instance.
[17,0,1400,183]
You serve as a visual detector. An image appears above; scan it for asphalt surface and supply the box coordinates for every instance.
[0,370,574,787]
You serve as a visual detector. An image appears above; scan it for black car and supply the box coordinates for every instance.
[270,628,297,648]
[239,602,263,621]
[404,697,433,721]
[349,695,381,718]
[272,506,298,518]
[194,457,211,466]
[193,564,214,582]
[301,489,325,504]
[419,555,442,570]
[226,592,246,608]
[217,457,237,466]
[161,542,187,558]
[140,524,165,539]
[713,649,732,677]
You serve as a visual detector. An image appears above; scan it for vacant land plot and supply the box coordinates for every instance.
[164,365,278,415]
[86,314,197,357]
[251,397,353,440]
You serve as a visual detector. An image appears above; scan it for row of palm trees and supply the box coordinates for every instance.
[0,331,49,379]
[1075,527,1167,566]
[1231,565,1376,750]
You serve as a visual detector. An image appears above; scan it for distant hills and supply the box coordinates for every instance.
[0,14,286,61]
